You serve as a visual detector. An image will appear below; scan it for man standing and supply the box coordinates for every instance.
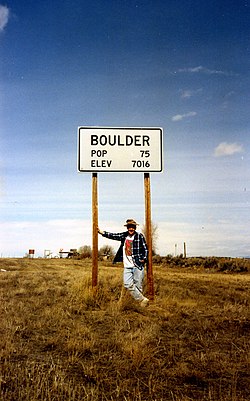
[98,219,149,307]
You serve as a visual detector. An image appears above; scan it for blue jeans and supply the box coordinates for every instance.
[123,266,145,301]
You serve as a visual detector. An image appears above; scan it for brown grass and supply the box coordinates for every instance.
[0,258,250,400]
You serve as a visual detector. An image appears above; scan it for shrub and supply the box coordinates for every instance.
[98,245,115,261]
[78,245,92,258]
[203,257,219,269]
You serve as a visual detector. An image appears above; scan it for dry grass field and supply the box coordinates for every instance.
[0,258,249,401]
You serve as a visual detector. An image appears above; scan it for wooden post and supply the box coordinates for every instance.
[92,173,98,290]
[144,173,154,300]
[184,242,187,258]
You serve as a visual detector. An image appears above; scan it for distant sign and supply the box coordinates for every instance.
[78,127,163,172]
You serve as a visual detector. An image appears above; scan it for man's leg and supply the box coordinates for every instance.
[133,266,144,293]
[133,267,149,306]
[123,267,145,301]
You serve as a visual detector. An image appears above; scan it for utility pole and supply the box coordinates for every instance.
[144,173,154,300]
[92,173,98,291]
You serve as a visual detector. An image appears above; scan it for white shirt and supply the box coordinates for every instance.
[123,235,134,268]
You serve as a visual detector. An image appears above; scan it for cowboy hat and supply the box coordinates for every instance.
[124,219,139,227]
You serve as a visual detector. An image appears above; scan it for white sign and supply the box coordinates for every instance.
[78,127,163,172]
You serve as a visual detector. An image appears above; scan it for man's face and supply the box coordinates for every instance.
[127,225,136,236]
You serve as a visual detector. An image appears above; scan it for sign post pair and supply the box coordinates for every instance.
[78,127,163,300]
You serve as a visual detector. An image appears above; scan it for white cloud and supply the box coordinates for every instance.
[0,5,10,31]
[157,220,250,257]
[0,218,125,258]
[0,219,93,257]
[180,88,202,99]
[2,213,250,258]
[180,90,192,99]
[178,66,234,76]
[214,142,244,157]
[171,111,197,122]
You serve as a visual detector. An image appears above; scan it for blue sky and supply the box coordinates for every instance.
[1,0,250,257]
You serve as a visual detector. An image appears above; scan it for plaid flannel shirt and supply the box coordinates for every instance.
[102,231,148,269]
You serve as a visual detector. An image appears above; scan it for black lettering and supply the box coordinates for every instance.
[91,160,112,168]
[91,135,98,145]
[134,135,141,146]
[91,133,150,147]
[143,135,150,146]
[126,135,133,146]
[100,135,107,146]
[118,136,124,146]
[108,135,116,146]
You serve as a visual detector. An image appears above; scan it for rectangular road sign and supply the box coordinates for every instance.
[78,127,163,172]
